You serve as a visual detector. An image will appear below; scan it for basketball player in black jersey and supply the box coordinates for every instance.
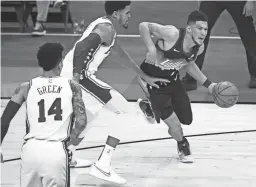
[137,11,217,163]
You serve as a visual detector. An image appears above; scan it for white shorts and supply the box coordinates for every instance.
[61,54,135,124]
[20,139,70,187]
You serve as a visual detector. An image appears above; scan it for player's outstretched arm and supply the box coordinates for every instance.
[1,82,29,144]
[112,39,170,88]
[69,80,87,146]
[73,23,114,82]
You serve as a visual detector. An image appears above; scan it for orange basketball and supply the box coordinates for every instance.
[212,81,239,108]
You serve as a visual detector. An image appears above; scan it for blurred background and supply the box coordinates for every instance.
[1,1,256,103]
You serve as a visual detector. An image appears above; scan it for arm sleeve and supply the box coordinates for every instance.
[1,101,22,144]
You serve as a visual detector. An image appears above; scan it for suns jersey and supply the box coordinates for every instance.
[140,28,200,81]
[61,16,117,79]
[24,76,74,142]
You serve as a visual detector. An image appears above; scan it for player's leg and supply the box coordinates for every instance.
[137,76,155,122]
[167,79,193,163]
[148,82,193,163]
[226,1,256,88]
[88,88,142,185]
[89,135,126,185]
[77,75,127,185]
[20,140,43,187]
[32,0,50,36]
[69,83,106,168]
[38,141,70,187]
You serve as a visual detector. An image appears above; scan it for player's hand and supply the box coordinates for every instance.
[208,82,217,94]
[145,48,158,64]
[243,1,254,17]
[142,75,170,89]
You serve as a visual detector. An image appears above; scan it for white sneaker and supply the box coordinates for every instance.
[89,162,127,185]
[178,153,194,163]
[70,158,93,168]
[177,139,194,163]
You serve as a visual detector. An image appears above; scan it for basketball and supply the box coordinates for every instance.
[212,81,239,108]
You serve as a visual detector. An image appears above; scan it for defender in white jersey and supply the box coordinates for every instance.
[1,43,87,187]
[61,1,169,185]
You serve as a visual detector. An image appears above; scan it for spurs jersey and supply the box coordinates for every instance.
[140,28,200,80]
[24,76,74,142]
[61,16,117,79]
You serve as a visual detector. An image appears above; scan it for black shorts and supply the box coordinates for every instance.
[147,78,193,125]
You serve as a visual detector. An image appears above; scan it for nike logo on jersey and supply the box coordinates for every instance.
[187,54,195,60]
[173,48,180,52]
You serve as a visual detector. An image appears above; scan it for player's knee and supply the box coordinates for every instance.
[161,110,173,122]
[179,115,193,125]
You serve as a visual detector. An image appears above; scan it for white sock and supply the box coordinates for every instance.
[97,144,115,170]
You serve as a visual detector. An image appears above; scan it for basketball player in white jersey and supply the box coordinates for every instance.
[0,43,87,187]
[61,1,169,185]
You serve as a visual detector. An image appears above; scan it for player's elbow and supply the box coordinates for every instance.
[165,26,179,40]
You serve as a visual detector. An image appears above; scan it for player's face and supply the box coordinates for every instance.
[190,21,208,46]
[117,5,131,29]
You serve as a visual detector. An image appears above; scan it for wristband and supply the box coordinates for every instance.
[203,79,212,88]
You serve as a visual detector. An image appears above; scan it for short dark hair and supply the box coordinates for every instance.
[37,43,64,71]
[104,1,131,15]
[187,10,208,25]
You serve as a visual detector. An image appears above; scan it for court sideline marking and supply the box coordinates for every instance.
[1,32,241,39]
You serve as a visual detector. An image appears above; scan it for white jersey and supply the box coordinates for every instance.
[61,16,117,79]
[24,76,73,142]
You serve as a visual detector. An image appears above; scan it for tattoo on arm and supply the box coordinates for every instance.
[70,80,87,134]
[11,82,29,104]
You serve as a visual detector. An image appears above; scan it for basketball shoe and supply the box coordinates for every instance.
[137,98,155,123]
[177,137,194,163]
[89,161,127,185]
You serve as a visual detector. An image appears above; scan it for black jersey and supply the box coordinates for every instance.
[140,28,200,81]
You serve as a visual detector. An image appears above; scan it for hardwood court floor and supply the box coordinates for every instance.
[1,100,256,187]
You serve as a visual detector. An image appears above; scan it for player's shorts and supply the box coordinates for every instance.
[61,53,113,116]
[147,78,193,124]
[20,139,70,187]
[79,74,113,119]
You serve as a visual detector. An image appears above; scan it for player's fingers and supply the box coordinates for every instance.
[151,83,159,89]
[161,79,170,83]
[247,11,252,17]
[145,58,151,64]
[155,78,170,83]
[245,10,249,16]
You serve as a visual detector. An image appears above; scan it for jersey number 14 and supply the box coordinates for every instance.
[37,98,63,122]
